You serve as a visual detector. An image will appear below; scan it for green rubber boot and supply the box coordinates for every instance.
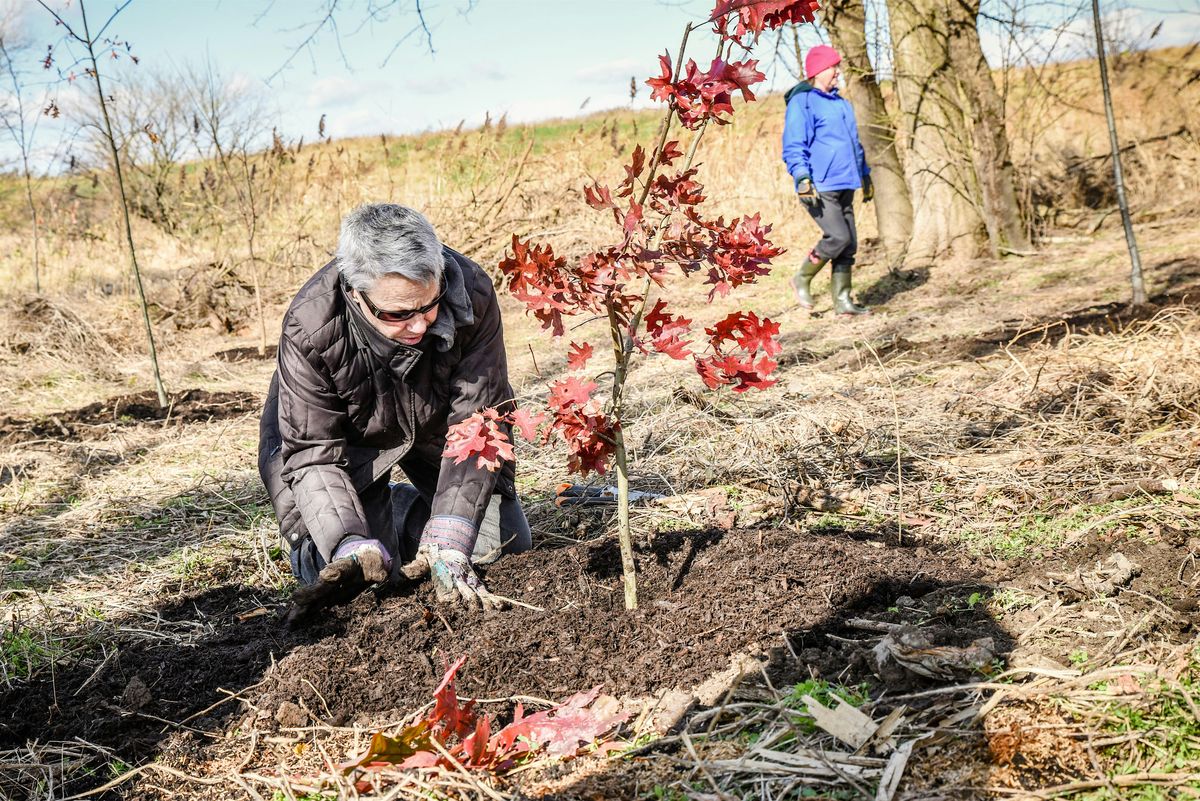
[831,267,870,316]
[791,250,827,310]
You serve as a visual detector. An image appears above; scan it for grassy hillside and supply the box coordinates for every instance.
[1,44,1199,801]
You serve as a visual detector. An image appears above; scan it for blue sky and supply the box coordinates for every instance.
[4,0,1198,172]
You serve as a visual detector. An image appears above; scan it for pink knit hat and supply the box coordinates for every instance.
[805,45,842,79]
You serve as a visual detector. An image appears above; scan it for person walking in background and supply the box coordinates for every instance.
[782,44,873,317]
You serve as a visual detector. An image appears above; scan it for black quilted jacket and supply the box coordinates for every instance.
[258,247,516,561]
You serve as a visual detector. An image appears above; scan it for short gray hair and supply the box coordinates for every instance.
[336,204,444,291]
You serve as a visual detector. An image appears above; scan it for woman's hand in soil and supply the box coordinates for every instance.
[282,540,391,627]
[401,543,506,611]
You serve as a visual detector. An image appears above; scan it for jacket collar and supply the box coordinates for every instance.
[340,247,475,371]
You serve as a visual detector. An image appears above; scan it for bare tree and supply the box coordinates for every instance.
[0,20,45,292]
[887,0,1029,262]
[38,0,168,407]
[186,62,279,353]
[950,0,1030,256]
[1091,0,1144,304]
[270,0,478,81]
[821,0,915,269]
[91,70,194,233]
[889,0,984,262]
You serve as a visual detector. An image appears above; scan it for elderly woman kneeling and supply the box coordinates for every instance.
[258,203,530,622]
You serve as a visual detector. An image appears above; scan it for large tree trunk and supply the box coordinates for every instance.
[822,0,913,269]
[888,0,985,263]
[949,0,1030,255]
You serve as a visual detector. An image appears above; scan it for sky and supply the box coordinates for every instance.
[2,0,1198,172]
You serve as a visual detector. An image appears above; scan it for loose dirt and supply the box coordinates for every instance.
[0,389,260,445]
[0,525,986,788]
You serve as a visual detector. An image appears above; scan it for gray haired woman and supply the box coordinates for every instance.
[258,203,530,624]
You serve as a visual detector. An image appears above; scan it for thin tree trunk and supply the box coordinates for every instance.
[1092,0,1145,304]
[822,0,913,269]
[607,307,637,611]
[1,39,43,292]
[82,2,168,407]
[889,0,984,263]
[21,160,40,293]
[948,0,1029,256]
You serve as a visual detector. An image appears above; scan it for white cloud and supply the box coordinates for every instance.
[402,76,453,95]
[303,75,390,110]
[575,57,646,85]
[471,62,510,81]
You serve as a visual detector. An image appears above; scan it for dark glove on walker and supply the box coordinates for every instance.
[401,516,506,611]
[795,175,818,209]
[862,175,874,202]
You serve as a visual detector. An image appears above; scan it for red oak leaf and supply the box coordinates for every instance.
[499,235,604,336]
[508,407,546,441]
[707,311,782,357]
[618,145,647,196]
[429,654,477,740]
[695,352,778,392]
[650,168,705,211]
[712,0,820,36]
[657,139,684,167]
[584,183,616,210]
[490,687,628,759]
[566,341,594,372]
[722,59,766,102]
[443,410,515,472]
[645,51,675,102]
[622,201,644,235]
[642,299,693,360]
[549,376,598,410]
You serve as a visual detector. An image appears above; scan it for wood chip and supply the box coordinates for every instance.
[801,695,878,750]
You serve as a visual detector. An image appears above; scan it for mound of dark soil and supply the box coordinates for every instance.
[0,526,996,800]
[0,389,261,445]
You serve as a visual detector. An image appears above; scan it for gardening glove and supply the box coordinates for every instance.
[795,175,818,209]
[400,516,506,611]
[862,175,874,203]
[282,538,391,628]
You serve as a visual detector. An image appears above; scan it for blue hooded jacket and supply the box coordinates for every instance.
[782,82,870,192]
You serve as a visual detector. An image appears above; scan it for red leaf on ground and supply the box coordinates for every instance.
[490,686,629,759]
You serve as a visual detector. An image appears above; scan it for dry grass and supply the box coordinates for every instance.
[0,43,1199,801]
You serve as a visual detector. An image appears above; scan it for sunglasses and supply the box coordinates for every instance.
[354,278,446,323]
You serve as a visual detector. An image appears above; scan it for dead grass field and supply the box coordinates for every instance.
[1,46,1200,801]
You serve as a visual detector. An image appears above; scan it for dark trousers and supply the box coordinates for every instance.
[807,189,858,269]
[288,483,532,585]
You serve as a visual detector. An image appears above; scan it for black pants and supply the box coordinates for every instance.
[288,483,532,585]
[807,189,858,269]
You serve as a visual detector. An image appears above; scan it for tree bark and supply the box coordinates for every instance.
[822,0,913,269]
[888,0,984,263]
[948,0,1029,255]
